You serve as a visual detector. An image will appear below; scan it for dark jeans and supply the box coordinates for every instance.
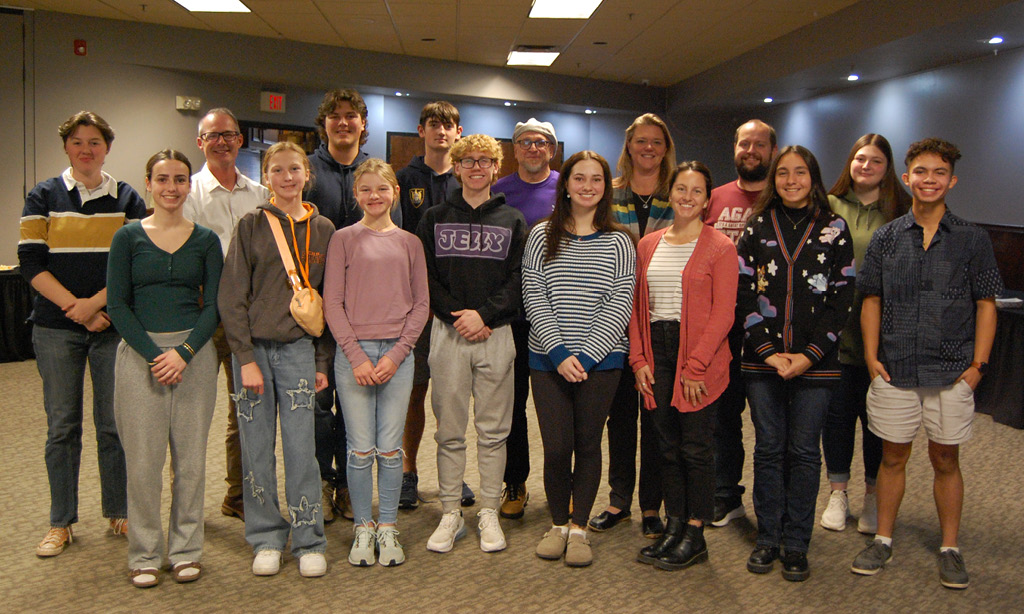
[746,375,831,554]
[714,323,746,502]
[822,364,881,485]
[649,321,717,523]
[314,347,347,489]
[532,369,620,527]
[503,318,531,485]
[605,367,663,512]
[33,325,127,526]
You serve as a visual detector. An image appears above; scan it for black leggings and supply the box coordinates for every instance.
[531,369,621,527]
[649,321,717,522]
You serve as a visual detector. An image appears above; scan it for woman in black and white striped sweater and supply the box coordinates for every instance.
[522,151,636,567]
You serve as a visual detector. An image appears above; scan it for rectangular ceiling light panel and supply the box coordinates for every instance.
[507,50,560,66]
[173,0,251,12]
[528,0,602,19]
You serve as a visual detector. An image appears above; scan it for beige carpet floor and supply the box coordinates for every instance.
[1,358,1022,613]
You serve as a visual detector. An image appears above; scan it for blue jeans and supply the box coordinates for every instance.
[822,364,881,485]
[714,324,747,502]
[233,337,325,556]
[745,375,832,553]
[335,340,413,526]
[33,325,126,527]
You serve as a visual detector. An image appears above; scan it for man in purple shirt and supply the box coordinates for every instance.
[492,118,559,520]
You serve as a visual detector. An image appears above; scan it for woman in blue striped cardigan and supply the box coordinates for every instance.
[522,151,636,567]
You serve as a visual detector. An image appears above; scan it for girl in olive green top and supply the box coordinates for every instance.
[819,134,910,535]
[107,149,222,587]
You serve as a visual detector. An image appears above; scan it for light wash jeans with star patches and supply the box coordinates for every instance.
[232,337,326,557]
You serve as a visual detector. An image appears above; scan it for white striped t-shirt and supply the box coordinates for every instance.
[648,236,696,322]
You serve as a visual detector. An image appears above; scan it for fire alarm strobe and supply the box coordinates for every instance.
[74,39,87,56]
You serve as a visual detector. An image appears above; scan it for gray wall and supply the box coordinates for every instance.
[668,46,1024,227]
[6,10,655,264]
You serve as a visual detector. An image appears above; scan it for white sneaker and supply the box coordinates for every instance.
[427,510,466,553]
[858,492,878,534]
[477,508,506,552]
[252,549,282,576]
[348,524,376,567]
[299,552,327,577]
[820,490,850,531]
[376,526,406,567]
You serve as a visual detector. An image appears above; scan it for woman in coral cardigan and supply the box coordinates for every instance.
[628,161,737,571]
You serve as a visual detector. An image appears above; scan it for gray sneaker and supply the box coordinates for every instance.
[851,540,892,575]
[938,549,969,589]
[376,526,406,567]
[348,524,376,567]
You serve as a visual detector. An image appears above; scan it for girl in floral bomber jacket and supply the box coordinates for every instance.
[735,145,855,582]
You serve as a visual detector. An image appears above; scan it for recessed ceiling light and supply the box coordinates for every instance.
[763,97,774,103]
[507,51,560,66]
[172,0,250,12]
[504,101,512,106]
[847,74,860,81]
[395,91,403,96]
[584,109,594,114]
[988,36,1004,44]
[528,0,602,19]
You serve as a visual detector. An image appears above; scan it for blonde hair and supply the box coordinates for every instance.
[450,134,503,185]
[261,142,312,192]
[353,158,399,210]
[613,113,676,196]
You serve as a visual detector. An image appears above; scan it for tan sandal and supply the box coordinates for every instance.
[171,561,202,583]
[130,568,160,588]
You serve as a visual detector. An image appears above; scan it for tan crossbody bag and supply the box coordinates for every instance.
[264,209,325,337]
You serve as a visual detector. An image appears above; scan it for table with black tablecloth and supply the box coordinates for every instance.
[0,268,34,362]
[975,293,1024,429]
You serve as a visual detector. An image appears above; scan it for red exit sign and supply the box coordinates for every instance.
[260,91,286,113]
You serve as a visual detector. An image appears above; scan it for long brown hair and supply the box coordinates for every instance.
[544,151,631,261]
[611,113,676,196]
[751,145,829,219]
[828,133,910,221]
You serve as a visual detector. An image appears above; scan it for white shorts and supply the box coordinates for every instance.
[865,376,975,445]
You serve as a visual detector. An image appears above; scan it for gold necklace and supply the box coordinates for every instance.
[779,205,810,229]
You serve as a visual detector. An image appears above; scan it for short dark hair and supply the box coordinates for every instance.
[315,89,368,145]
[905,138,961,172]
[145,149,193,179]
[419,101,460,128]
[734,119,777,150]
[58,111,114,146]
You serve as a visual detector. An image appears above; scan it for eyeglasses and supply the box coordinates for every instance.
[200,131,242,143]
[516,138,553,150]
[457,158,496,169]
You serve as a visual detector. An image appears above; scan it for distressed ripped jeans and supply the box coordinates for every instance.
[335,339,414,526]
[232,337,325,556]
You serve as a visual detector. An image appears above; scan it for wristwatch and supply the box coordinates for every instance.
[970,360,988,374]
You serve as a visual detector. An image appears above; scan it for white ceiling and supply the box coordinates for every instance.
[9,0,862,86]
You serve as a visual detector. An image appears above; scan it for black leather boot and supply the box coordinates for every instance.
[637,517,684,565]
[654,523,708,570]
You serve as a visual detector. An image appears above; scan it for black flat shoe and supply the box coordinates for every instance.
[747,546,780,574]
[642,515,665,539]
[781,551,810,582]
[588,509,631,532]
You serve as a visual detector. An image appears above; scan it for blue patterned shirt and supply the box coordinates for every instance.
[858,208,1003,388]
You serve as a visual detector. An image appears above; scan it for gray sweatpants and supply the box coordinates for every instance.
[429,319,515,512]
[113,331,217,570]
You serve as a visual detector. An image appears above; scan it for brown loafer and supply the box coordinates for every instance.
[172,561,202,583]
[221,495,245,521]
